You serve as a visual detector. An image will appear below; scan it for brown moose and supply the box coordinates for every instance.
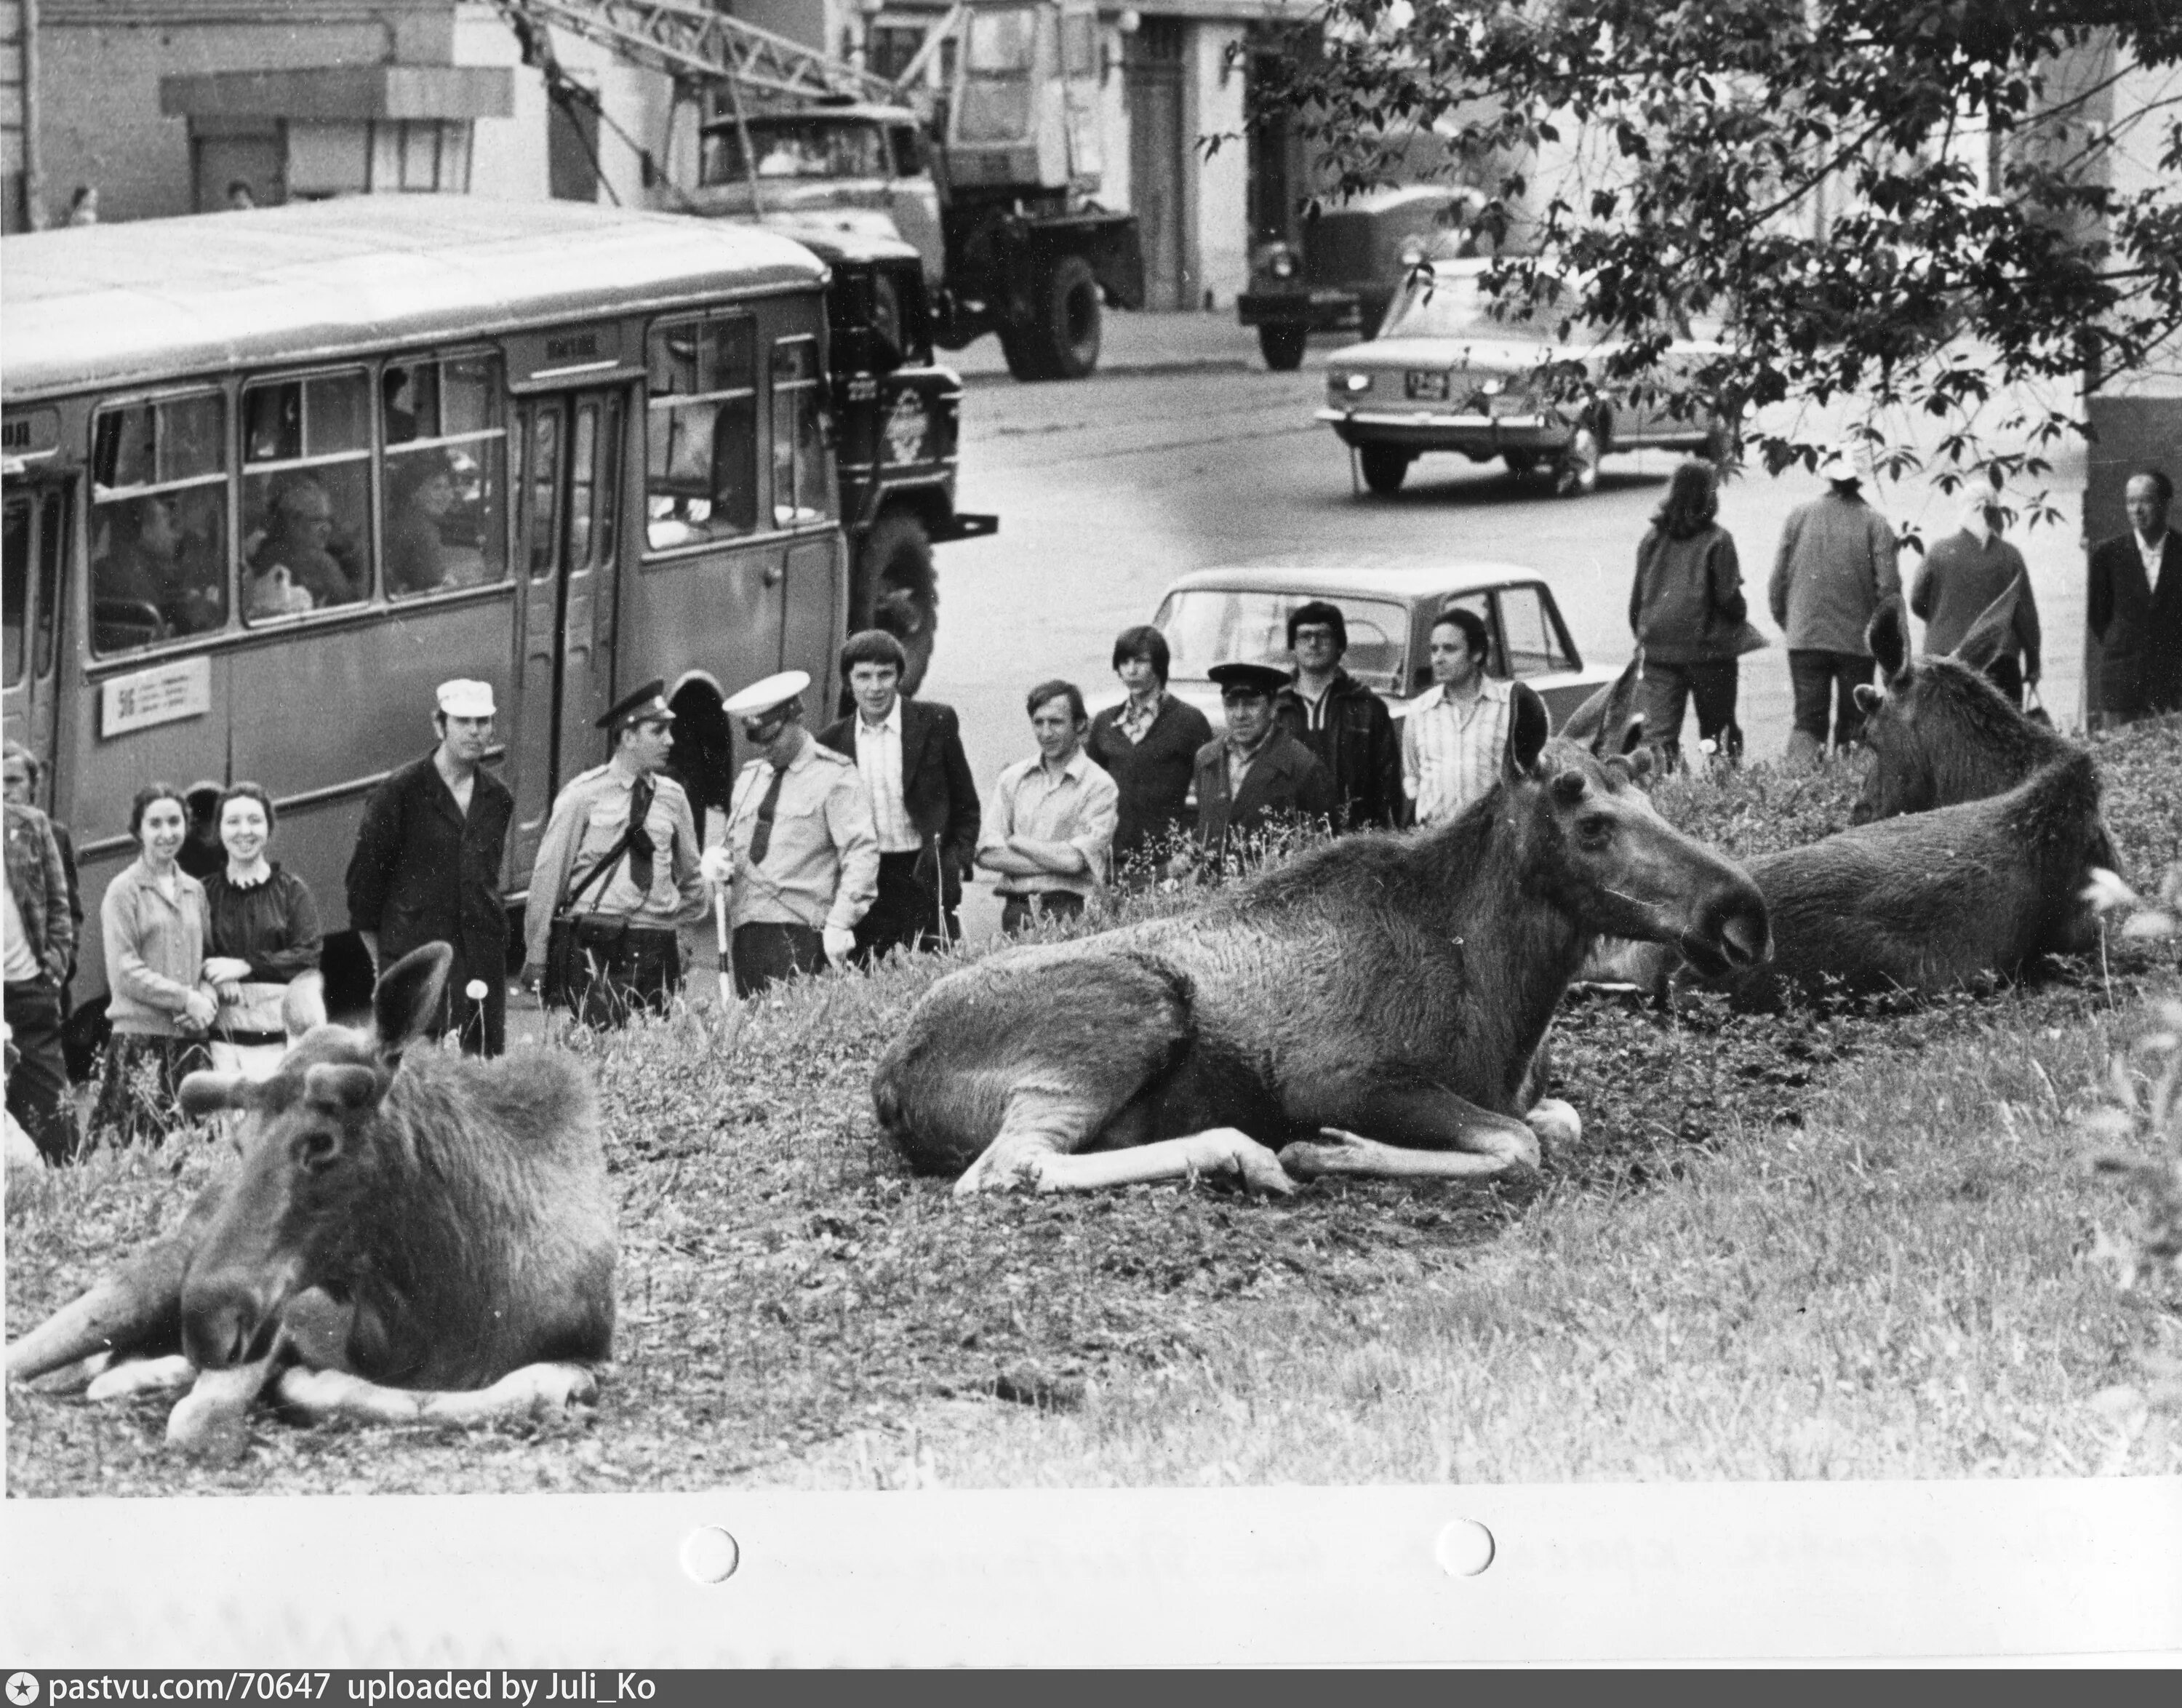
[871,661,1772,1196]
[4,944,616,1457]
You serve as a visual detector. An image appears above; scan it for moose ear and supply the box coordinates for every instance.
[1951,574,2023,672]
[1588,651,1645,759]
[1556,683,1610,746]
[178,1071,260,1120]
[372,941,453,1061]
[1503,681,1551,779]
[303,1061,383,1113]
[1867,599,1910,682]
[1852,683,1883,716]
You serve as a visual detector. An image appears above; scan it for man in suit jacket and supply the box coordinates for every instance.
[818,628,980,962]
[2087,468,2182,725]
[1188,661,1338,871]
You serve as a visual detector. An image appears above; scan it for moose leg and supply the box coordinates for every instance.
[952,1074,1295,1197]
[84,1354,197,1400]
[1278,1086,1542,1182]
[273,1362,600,1426]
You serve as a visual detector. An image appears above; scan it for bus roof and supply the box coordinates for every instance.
[1,196,831,403]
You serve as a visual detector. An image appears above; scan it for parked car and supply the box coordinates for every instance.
[1123,563,1618,733]
[1237,185,1487,372]
[1316,242,1736,496]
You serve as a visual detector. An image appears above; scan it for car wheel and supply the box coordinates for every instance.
[1554,423,1602,497]
[1503,451,1540,479]
[1258,325,1308,371]
[857,509,938,696]
[1359,444,1411,495]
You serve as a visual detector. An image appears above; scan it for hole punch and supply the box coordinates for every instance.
[680,1524,740,1584]
[1434,1517,1495,1576]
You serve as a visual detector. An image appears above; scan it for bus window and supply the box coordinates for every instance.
[87,390,231,653]
[771,337,832,527]
[3,494,26,685]
[36,489,65,677]
[645,314,758,549]
[383,352,508,599]
[241,370,372,620]
[526,407,562,578]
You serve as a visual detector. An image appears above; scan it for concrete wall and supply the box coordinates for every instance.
[1190,20,1244,306]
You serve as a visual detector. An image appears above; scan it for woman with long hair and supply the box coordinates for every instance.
[201,782,327,1080]
[1628,458,1759,767]
[93,783,218,1149]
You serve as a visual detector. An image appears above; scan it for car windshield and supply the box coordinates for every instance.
[1378,265,1610,346]
[1154,589,1412,695]
[700,118,891,185]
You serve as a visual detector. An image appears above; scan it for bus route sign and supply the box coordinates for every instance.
[100,655,212,739]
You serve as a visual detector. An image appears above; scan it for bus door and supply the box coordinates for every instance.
[0,477,70,788]
[510,386,626,877]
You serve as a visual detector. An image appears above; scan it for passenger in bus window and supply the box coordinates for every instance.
[91,495,180,623]
[247,473,359,611]
[94,783,218,1151]
[166,487,229,634]
[201,781,327,1081]
[385,450,455,596]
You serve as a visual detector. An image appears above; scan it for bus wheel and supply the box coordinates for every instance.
[1031,255,1103,380]
[859,510,938,695]
[1258,325,1308,370]
[1359,444,1412,495]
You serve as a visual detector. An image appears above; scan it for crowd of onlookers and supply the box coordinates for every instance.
[5,454,2175,1168]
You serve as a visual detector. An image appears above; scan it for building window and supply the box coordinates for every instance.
[645,315,758,550]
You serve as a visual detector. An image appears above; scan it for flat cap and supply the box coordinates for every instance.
[435,678,496,719]
[1209,661,1292,698]
[598,678,674,731]
[722,669,812,719]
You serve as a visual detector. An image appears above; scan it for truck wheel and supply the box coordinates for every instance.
[1359,444,1412,496]
[1258,325,1308,371]
[1032,255,1103,380]
[858,509,938,695]
[1503,450,1540,479]
[1000,326,1050,382]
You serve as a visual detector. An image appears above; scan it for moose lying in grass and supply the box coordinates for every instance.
[4,944,616,1460]
[1610,590,2116,1011]
[874,661,1772,1196]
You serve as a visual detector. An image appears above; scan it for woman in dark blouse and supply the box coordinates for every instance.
[1084,625,1215,887]
[201,781,325,1074]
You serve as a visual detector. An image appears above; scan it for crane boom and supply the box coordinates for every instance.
[495,0,897,106]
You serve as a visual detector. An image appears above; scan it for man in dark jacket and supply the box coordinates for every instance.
[345,679,516,1054]
[818,628,980,961]
[4,786,76,1161]
[1190,661,1338,870]
[2087,468,2181,725]
[1086,624,1215,883]
[1274,600,1404,831]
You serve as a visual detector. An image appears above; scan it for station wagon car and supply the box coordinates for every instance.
[1130,564,1618,733]
[1237,185,1487,371]
[1316,244,1735,496]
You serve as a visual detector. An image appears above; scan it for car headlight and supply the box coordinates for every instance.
[1335,372,1372,394]
[1269,250,1297,280]
[1479,378,1506,396]
[1399,239,1426,269]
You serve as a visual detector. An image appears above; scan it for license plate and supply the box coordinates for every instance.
[1405,370,1449,402]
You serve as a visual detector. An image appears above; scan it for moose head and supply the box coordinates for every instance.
[173,943,455,1373]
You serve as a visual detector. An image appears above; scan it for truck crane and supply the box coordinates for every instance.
[498,0,1144,380]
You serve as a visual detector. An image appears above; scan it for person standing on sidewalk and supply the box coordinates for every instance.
[1190,661,1336,867]
[345,679,514,1054]
[1085,625,1213,885]
[4,782,76,1162]
[1629,458,1759,766]
[708,671,881,996]
[1274,600,1404,830]
[1910,492,2041,707]
[1401,609,1511,826]
[523,680,706,1026]
[817,629,979,962]
[1768,444,1902,761]
[2087,468,2181,726]
[980,680,1121,934]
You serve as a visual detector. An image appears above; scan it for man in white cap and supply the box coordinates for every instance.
[523,679,706,1026]
[345,677,516,1054]
[703,670,879,996]
[1768,441,1901,761]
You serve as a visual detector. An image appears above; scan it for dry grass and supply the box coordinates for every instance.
[7,722,2181,1493]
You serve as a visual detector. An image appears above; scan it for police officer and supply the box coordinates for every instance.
[522,679,706,1026]
[702,670,880,997]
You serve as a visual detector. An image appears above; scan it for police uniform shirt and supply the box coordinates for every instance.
[523,757,706,968]
[724,741,882,933]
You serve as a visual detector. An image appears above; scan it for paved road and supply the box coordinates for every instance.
[919,338,2095,938]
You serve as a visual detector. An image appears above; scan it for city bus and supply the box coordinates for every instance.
[1,196,847,1021]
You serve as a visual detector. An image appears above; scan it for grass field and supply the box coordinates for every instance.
[7,721,2181,1495]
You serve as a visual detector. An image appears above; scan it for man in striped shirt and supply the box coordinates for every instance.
[1401,607,1511,826]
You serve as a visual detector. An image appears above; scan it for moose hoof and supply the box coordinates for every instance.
[1196,1130,1295,1197]
[87,1354,197,1402]
[511,1362,599,1413]
[1525,1099,1580,1156]
[1274,1137,1356,1181]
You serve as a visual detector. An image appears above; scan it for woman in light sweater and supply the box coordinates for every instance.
[94,781,219,1148]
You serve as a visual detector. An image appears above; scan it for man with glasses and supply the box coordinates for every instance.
[703,670,880,997]
[522,679,706,1026]
[1274,599,1404,832]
